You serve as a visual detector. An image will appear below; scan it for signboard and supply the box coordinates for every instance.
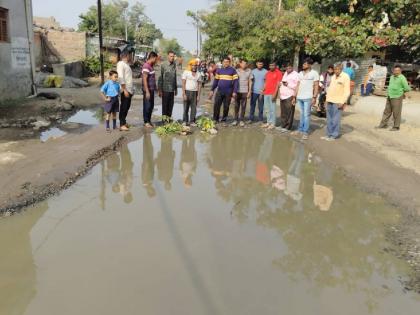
[11,37,31,69]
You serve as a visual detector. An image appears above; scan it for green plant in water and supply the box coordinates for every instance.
[155,116,184,136]
[197,116,216,133]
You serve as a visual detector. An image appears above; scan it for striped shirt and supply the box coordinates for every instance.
[211,66,239,95]
[142,62,156,91]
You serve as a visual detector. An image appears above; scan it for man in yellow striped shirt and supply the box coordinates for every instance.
[322,64,350,141]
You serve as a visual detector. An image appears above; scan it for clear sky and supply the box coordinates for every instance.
[32,0,215,51]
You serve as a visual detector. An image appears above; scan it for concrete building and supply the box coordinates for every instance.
[0,0,36,102]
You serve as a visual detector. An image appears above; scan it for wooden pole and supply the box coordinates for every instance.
[98,0,104,84]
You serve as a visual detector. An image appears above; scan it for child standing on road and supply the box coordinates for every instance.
[101,70,120,132]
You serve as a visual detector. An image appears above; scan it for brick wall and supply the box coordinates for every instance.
[44,30,86,62]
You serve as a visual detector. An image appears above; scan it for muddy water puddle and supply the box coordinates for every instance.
[1,129,419,315]
[40,108,103,142]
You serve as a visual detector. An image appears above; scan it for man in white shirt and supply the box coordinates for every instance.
[293,58,319,140]
[182,61,202,125]
[117,51,134,131]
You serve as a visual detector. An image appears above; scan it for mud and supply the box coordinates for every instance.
[1,129,419,315]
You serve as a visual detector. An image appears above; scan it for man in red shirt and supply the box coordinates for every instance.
[262,61,283,129]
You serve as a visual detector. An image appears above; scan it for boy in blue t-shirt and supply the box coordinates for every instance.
[100,70,120,132]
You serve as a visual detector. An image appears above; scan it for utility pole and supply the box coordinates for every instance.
[196,10,199,56]
[97,0,105,84]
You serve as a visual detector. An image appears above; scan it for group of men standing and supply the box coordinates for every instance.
[209,57,351,141]
[118,50,411,138]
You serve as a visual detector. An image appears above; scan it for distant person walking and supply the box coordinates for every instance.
[343,62,356,104]
[341,58,359,70]
[208,56,238,123]
[293,58,319,140]
[182,60,202,125]
[278,64,299,133]
[361,65,374,96]
[321,64,350,141]
[158,51,178,119]
[249,60,267,123]
[377,65,411,131]
[100,70,120,132]
[233,59,252,127]
[117,51,133,131]
[142,51,158,128]
[262,61,283,129]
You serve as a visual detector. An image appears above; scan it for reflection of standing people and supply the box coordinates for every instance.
[142,52,158,128]
[105,152,121,193]
[313,162,334,212]
[117,51,134,131]
[256,134,274,185]
[141,133,156,197]
[155,137,175,191]
[158,51,178,119]
[118,144,134,204]
[377,65,411,131]
[180,137,197,188]
[285,142,305,202]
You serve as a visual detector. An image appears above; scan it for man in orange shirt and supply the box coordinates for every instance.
[262,61,283,129]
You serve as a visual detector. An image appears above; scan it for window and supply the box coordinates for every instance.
[0,8,9,43]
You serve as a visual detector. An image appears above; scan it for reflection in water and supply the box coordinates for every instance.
[313,161,334,211]
[285,142,305,207]
[180,137,197,188]
[156,137,176,191]
[0,202,48,315]
[118,144,134,203]
[1,129,419,315]
[142,133,156,197]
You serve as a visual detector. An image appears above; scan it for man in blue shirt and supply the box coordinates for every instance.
[249,61,267,122]
[343,62,355,104]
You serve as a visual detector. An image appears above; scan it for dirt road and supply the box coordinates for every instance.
[0,87,419,292]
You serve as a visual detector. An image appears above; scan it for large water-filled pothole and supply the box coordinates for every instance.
[2,129,419,315]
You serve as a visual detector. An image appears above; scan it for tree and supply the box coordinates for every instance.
[157,38,183,56]
[198,0,419,62]
[78,0,162,45]
[135,22,163,46]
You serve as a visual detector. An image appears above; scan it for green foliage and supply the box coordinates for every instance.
[199,0,419,61]
[196,116,215,132]
[135,22,162,46]
[155,116,184,136]
[78,0,162,45]
[82,55,113,76]
[158,38,183,56]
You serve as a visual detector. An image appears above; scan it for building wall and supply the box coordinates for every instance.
[44,30,86,62]
[0,0,34,101]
